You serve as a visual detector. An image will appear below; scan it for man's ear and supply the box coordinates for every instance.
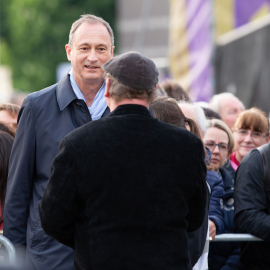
[266,135,270,143]
[104,78,110,97]
[111,46,115,58]
[65,44,72,61]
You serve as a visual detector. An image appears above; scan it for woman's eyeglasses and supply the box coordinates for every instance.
[205,141,231,152]
[234,129,266,140]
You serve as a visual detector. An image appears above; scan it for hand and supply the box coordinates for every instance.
[209,220,216,240]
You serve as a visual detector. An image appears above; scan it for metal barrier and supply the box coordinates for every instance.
[0,235,16,264]
[212,233,263,242]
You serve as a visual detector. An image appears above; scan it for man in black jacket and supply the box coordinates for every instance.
[39,51,208,270]
[234,147,270,269]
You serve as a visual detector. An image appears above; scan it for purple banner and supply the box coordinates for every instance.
[185,0,213,102]
[235,0,270,27]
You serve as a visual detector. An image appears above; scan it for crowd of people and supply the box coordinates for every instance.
[0,13,270,270]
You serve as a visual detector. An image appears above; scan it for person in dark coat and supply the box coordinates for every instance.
[151,96,211,268]
[234,148,270,269]
[4,14,114,270]
[39,52,208,270]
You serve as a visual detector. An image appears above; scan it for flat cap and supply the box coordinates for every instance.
[103,51,159,90]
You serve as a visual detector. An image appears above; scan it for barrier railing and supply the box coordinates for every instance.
[0,233,264,270]
[0,235,16,264]
[211,233,263,242]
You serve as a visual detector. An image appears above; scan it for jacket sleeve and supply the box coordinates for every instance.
[208,171,225,234]
[3,97,36,245]
[39,137,78,249]
[186,139,208,232]
[234,149,270,241]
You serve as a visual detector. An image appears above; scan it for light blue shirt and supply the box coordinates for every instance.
[69,69,107,121]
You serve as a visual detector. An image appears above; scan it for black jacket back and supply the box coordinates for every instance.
[40,104,208,270]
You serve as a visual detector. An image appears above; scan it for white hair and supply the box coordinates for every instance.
[208,92,244,113]
[178,101,209,134]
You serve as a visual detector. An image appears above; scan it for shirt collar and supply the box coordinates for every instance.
[69,69,107,120]
[69,69,85,102]
[56,72,77,111]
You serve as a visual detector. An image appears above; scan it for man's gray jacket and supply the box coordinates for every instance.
[3,74,110,270]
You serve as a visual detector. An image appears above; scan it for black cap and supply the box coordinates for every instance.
[103,51,159,90]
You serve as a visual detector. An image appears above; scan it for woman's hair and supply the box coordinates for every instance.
[160,80,191,102]
[208,119,235,157]
[178,101,209,134]
[151,97,212,170]
[233,107,269,136]
[151,97,201,137]
[0,122,15,137]
[0,131,14,226]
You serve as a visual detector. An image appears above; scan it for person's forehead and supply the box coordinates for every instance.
[205,127,228,141]
[73,22,111,46]
[180,105,196,119]
[220,97,243,110]
[0,110,16,123]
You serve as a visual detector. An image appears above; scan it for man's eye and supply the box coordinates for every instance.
[98,48,105,51]
[80,47,87,51]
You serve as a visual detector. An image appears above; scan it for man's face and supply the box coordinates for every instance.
[219,98,244,130]
[66,23,114,88]
[0,110,17,130]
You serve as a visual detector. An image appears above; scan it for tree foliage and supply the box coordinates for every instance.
[0,0,116,92]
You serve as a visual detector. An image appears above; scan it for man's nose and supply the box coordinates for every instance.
[87,49,98,62]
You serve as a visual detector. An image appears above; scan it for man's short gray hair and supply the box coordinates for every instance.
[178,101,209,134]
[208,92,244,113]
[106,74,156,103]
[68,14,114,49]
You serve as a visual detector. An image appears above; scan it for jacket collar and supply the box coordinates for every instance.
[219,167,234,197]
[56,73,77,111]
[109,104,152,118]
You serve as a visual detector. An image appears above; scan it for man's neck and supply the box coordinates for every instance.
[78,80,104,107]
[109,99,149,112]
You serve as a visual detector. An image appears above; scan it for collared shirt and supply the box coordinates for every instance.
[69,69,107,121]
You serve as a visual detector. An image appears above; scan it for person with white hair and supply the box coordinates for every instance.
[178,101,209,136]
[208,93,245,130]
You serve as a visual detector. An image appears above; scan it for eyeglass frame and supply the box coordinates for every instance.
[204,141,231,152]
[234,129,267,140]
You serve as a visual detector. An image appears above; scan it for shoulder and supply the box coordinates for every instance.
[207,170,222,185]
[23,83,57,107]
[236,149,263,182]
[207,170,224,196]
[235,149,264,196]
[240,148,263,167]
[18,83,58,122]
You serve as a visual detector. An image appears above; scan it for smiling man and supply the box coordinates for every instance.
[4,15,114,270]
